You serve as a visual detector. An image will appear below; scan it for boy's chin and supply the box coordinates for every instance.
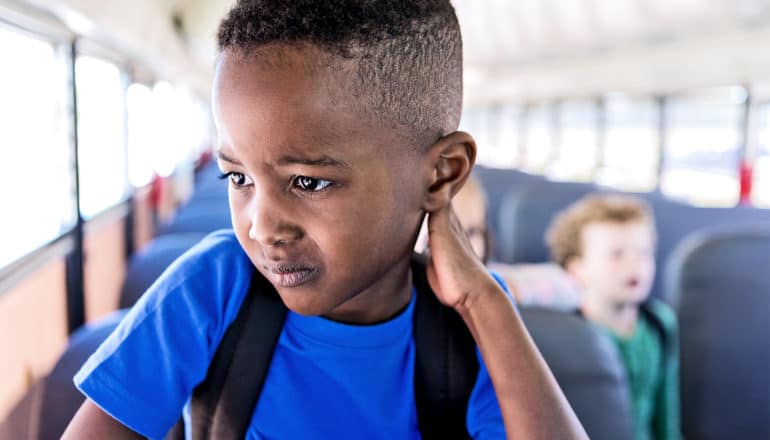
[612,289,651,305]
[275,290,340,317]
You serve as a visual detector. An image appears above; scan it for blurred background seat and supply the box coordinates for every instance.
[665,225,770,440]
[519,307,635,440]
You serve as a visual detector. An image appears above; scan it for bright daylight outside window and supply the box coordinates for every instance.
[549,100,599,182]
[75,56,127,219]
[0,26,73,268]
[464,105,521,169]
[661,87,745,207]
[597,95,660,192]
[127,83,156,188]
[523,104,555,174]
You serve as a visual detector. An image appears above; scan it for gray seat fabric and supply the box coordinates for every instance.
[519,307,634,440]
[646,196,770,304]
[496,180,597,264]
[0,310,127,440]
[119,233,207,308]
[156,201,232,236]
[665,225,770,440]
[473,166,543,261]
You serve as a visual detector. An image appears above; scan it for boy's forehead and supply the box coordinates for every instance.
[213,48,400,159]
[581,220,655,244]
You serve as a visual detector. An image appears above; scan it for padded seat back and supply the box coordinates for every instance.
[156,203,231,236]
[665,225,770,440]
[519,307,634,440]
[497,180,596,264]
[120,233,206,308]
[0,311,127,440]
[473,166,543,260]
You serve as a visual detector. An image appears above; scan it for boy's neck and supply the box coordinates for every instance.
[582,294,640,338]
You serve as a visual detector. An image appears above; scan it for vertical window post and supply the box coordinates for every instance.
[593,97,606,180]
[65,39,85,333]
[654,95,667,193]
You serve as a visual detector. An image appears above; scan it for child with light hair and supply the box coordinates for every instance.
[546,193,682,440]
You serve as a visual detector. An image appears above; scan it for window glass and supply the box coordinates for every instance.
[127,83,155,187]
[76,56,127,218]
[0,26,73,267]
[549,100,598,182]
[597,95,660,191]
[750,103,770,207]
[523,104,555,174]
[460,108,492,165]
[464,105,521,169]
[660,87,745,207]
[152,82,207,177]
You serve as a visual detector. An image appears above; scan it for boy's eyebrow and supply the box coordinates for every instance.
[277,155,352,169]
[217,150,242,166]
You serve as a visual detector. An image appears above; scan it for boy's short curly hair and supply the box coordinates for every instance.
[217,0,463,148]
[545,193,655,268]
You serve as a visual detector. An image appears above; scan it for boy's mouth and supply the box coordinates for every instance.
[265,263,319,288]
[626,277,640,288]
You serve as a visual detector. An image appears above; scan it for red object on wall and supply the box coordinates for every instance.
[149,174,165,210]
[739,160,753,205]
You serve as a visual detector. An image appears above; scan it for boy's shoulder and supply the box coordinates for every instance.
[640,298,679,362]
[641,298,678,337]
[136,229,253,309]
[169,229,247,274]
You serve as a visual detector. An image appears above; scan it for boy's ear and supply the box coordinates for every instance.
[565,257,585,285]
[422,131,476,213]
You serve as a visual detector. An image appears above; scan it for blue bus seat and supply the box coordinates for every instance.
[496,180,597,264]
[0,310,127,440]
[665,225,770,440]
[473,166,543,260]
[120,233,207,308]
[519,307,634,440]
[155,203,231,236]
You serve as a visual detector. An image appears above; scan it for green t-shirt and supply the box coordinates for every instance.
[604,301,682,440]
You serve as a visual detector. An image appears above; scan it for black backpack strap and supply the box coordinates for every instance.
[187,270,287,440]
[411,255,479,440]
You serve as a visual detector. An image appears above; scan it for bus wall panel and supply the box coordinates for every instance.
[0,259,68,421]
[84,218,126,322]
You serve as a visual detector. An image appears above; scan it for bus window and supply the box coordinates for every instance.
[751,102,770,207]
[596,95,659,192]
[660,86,745,207]
[465,104,521,169]
[0,26,73,268]
[126,83,155,188]
[549,100,599,182]
[523,103,555,174]
[75,56,128,218]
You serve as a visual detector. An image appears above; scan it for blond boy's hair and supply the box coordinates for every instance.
[545,193,655,268]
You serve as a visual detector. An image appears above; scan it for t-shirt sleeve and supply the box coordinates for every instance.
[73,230,254,439]
[465,271,513,439]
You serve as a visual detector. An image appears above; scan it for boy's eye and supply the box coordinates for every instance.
[292,176,332,192]
[219,172,253,188]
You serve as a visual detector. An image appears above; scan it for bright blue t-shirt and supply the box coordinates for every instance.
[75,230,508,439]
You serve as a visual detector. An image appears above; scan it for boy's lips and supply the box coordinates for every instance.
[264,263,319,288]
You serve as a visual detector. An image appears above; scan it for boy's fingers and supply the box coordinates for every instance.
[428,203,474,255]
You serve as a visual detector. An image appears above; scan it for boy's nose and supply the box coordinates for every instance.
[247,198,303,247]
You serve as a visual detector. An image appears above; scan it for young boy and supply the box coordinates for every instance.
[63,1,586,439]
[546,193,681,440]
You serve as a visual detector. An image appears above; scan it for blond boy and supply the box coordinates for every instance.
[547,194,682,440]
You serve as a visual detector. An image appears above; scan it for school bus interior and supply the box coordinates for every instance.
[1,1,769,439]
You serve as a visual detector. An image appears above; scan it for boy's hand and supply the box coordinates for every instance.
[424,203,497,310]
